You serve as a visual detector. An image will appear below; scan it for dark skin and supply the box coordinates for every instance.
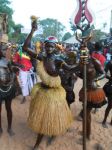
[102,59,112,128]
[0,43,16,136]
[62,49,105,140]
[57,51,78,107]
[23,21,68,150]
[78,55,105,140]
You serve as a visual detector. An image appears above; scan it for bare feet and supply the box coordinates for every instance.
[7,128,15,136]
[20,97,26,104]
[47,136,56,146]
[102,122,108,128]
[76,115,83,121]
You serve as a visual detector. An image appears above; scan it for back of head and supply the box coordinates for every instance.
[94,42,102,51]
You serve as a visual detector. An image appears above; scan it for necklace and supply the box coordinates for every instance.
[0,85,12,93]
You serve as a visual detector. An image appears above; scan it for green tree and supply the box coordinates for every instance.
[36,18,66,41]
[9,24,28,43]
[92,29,108,42]
[0,0,14,33]
[62,32,72,41]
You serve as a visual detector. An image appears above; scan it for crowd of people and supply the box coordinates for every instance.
[0,17,112,150]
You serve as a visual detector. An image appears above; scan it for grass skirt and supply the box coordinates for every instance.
[28,83,73,136]
[79,88,107,108]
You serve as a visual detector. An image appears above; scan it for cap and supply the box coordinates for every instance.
[44,36,58,44]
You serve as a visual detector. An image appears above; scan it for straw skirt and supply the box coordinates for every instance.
[28,83,73,136]
[79,88,107,108]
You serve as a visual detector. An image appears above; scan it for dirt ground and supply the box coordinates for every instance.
[0,78,112,150]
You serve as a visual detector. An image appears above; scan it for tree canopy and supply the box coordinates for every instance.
[35,18,66,42]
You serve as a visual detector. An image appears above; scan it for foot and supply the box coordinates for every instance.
[20,98,26,104]
[47,136,56,146]
[7,128,15,136]
[0,128,3,137]
[76,115,83,121]
[102,122,108,128]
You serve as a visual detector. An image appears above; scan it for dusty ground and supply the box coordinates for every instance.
[0,78,112,150]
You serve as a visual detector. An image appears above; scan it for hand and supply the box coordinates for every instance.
[55,59,63,67]
[31,20,38,31]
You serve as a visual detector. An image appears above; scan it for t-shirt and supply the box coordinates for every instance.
[92,52,106,67]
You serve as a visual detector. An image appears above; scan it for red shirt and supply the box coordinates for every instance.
[13,52,32,71]
[92,52,106,67]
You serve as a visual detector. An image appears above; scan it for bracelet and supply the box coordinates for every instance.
[61,62,65,68]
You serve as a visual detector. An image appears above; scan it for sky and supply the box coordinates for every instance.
[10,0,112,33]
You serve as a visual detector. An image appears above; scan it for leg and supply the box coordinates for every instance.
[5,99,15,136]
[20,96,27,104]
[110,117,112,126]
[102,99,112,128]
[33,134,43,150]
[86,107,92,140]
[0,102,3,136]
[77,108,83,121]
[47,136,56,146]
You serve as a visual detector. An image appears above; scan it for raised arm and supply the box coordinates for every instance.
[22,18,42,60]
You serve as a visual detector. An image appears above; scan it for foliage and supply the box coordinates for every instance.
[0,0,26,43]
[0,0,14,33]
[92,29,108,42]
[62,32,72,41]
[35,18,66,42]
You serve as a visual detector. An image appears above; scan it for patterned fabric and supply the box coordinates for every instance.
[13,51,32,71]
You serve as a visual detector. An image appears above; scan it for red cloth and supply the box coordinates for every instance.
[92,52,106,67]
[13,52,32,71]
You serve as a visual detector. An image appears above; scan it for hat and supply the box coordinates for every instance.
[44,36,58,44]
[0,34,8,43]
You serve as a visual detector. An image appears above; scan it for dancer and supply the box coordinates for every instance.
[76,45,107,140]
[60,45,107,140]
[102,56,112,128]
[23,19,73,150]
[0,35,16,136]
[58,50,78,107]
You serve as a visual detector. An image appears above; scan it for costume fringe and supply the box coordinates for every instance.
[30,83,41,100]
[79,88,106,103]
[28,83,73,136]
[37,61,61,88]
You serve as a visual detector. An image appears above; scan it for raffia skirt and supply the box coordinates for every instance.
[79,88,107,108]
[28,83,73,136]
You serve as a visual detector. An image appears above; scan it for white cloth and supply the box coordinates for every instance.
[18,69,36,97]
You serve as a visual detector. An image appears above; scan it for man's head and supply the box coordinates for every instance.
[66,51,78,65]
[44,36,58,54]
[94,42,102,51]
